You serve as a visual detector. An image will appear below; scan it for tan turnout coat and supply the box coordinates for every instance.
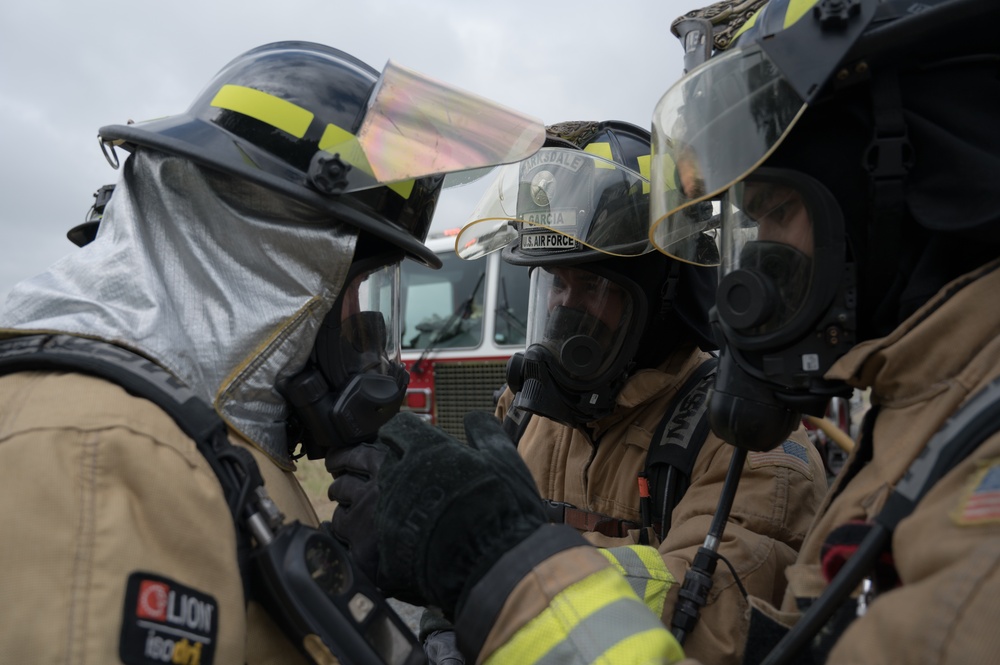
[753,259,1000,664]
[0,370,314,664]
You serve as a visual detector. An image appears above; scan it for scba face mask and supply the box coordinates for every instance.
[506,264,644,426]
[285,257,408,457]
[708,168,856,451]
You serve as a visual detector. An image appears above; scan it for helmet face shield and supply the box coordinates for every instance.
[649,45,806,266]
[323,59,546,191]
[455,147,653,260]
[649,0,879,267]
[525,265,636,384]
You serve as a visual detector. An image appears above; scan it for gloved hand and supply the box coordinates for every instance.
[325,440,388,585]
[374,411,547,617]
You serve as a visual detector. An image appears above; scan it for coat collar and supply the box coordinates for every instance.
[828,258,1000,406]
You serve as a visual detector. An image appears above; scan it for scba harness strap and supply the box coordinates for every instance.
[644,356,718,541]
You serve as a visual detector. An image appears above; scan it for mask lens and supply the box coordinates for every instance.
[525,266,633,380]
[718,177,815,335]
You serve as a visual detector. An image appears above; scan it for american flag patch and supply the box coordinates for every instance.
[747,439,813,479]
[953,461,1000,526]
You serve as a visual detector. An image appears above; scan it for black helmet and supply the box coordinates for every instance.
[99,41,545,268]
[464,120,717,426]
[654,0,1000,451]
[97,42,547,454]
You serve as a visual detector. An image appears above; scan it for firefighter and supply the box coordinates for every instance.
[0,41,543,663]
[647,0,1000,661]
[488,120,825,664]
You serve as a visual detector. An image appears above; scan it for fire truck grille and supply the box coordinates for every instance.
[434,361,508,441]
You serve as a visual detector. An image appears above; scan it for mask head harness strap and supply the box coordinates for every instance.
[862,65,914,331]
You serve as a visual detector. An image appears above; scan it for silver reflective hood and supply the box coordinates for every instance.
[0,150,358,465]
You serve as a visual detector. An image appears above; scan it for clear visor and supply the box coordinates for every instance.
[649,44,807,266]
[526,265,634,381]
[336,262,401,377]
[717,177,815,336]
[322,60,545,192]
[453,148,652,260]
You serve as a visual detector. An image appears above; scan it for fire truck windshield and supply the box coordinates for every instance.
[402,249,486,350]
[400,246,528,351]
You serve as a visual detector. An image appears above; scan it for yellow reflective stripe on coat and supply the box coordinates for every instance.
[485,565,684,665]
[599,546,675,619]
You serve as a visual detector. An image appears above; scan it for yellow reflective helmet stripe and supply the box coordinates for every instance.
[729,0,819,45]
[211,84,414,200]
[599,545,675,618]
[210,84,313,139]
[386,179,415,199]
[584,142,614,169]
[319,124,415,199]
[784,0,819,29]
[730,7,762,43]
[485,565,684,664]
[585,141,652,194]
[637,154,652,195]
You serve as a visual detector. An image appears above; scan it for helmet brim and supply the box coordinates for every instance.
[101,118,443,268]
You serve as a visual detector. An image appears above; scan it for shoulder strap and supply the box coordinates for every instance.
[644,356,719,540]
[0,334,260,537]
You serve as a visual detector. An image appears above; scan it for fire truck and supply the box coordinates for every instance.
[398,230,529,440]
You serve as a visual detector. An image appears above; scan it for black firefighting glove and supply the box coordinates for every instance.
[326,440,388,586]
[374,411,547,617]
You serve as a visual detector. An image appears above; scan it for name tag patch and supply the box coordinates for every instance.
[520,231,578,251]
[120,572,218,665]
[522,210,578,228]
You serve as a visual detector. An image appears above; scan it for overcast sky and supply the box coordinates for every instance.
[0,0,701,304]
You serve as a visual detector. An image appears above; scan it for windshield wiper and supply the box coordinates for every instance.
[411,273,485,375]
